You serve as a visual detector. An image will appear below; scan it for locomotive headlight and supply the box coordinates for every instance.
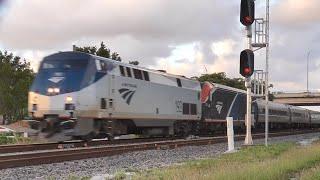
[66,96,73,103]
[53,88,60,93]
[47,88,54,93]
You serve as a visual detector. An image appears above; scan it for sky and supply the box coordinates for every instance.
[0,0,320,95]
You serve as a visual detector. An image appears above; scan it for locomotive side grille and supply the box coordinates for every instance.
[101,98,106,109]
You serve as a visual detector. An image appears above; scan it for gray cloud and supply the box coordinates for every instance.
[0,0,320,92]
[0,0,239,49]
[0,0,241,69]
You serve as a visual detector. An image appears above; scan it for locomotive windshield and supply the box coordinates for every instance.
[30,52,110,95]
[29,51,102,94]
[30,57,91,95]
[41,59,88,70]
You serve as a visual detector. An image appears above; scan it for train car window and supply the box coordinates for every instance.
[143,71,150,81]
[42,63,55,69]
[95,60,102,71]
[119,65,125,76]
[190,104,197,115]
[126,67,132,77]
[293,112,301,117]
[100,61,108,71]
[183,103,189,115]
[281,111,287,116]
[177,78,182,87]
[133,68,143,80]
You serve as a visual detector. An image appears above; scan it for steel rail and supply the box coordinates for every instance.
[0,129,318,154]
[0,137,176,154]
[0,129,318,170]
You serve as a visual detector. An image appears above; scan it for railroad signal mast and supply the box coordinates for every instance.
[240,0,255,145]
[240,0,270,146]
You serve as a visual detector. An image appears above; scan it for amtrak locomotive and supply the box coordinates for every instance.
[28,51,320,140]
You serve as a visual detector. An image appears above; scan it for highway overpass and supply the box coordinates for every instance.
[273,92,320,106]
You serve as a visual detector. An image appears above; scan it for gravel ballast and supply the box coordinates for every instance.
[1,132,320,180]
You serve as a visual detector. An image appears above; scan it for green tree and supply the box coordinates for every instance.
[111,52,121,61]
[73,42,121,61]
[0,51,35,123]
[72,45,96,55]
[196,72,246,90]
[96,42,110,58]
[129,61,139,65]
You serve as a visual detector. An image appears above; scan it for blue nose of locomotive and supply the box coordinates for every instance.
[30,59,89,96]
[29,52,108,117]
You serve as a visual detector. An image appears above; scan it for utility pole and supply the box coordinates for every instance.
[307,51,311,93]
[264,0,270,146]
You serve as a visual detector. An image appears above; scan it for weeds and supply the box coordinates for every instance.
[134,142,320,180]
[0,133,32,145]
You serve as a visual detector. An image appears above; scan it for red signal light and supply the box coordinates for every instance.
[244,16,253,25]
[244,67,251,74]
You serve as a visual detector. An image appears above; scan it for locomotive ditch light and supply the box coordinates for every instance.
[66,96,73,103]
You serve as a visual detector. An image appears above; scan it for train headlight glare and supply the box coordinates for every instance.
[53,88,60,93]
[47,88,54,93]
[66,96,73,102]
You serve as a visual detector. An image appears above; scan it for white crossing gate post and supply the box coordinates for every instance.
[226,117,235,152]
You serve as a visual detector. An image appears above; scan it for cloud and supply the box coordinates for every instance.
[0,0,320,93]
[149,39,240,78]
[0,0,242,74]
[273,0,320,28]
[0,0,239,49]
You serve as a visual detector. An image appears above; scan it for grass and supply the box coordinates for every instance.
[134,142,320,180]
[299,164,320,180]
[114,170,127,180]
[47,175,91,180]
[66,175,91,180]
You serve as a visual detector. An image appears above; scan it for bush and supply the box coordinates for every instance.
[0,133,32,145]
[0,134,16,144]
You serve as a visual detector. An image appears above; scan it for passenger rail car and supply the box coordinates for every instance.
[253,100,291,126]
[310,111,320,125]
[28,51,320,140]
[253,100,313,128]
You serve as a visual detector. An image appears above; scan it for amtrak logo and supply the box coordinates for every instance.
[48,77,64,83]
[118,88,136,105]
[216,101,223,114]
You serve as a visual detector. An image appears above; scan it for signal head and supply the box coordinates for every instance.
[240,0,255,26]
[240,49,254,78]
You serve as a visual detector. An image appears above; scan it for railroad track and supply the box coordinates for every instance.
[0,128,314,154]
[0,137,176,154]
[0,129,319,170]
